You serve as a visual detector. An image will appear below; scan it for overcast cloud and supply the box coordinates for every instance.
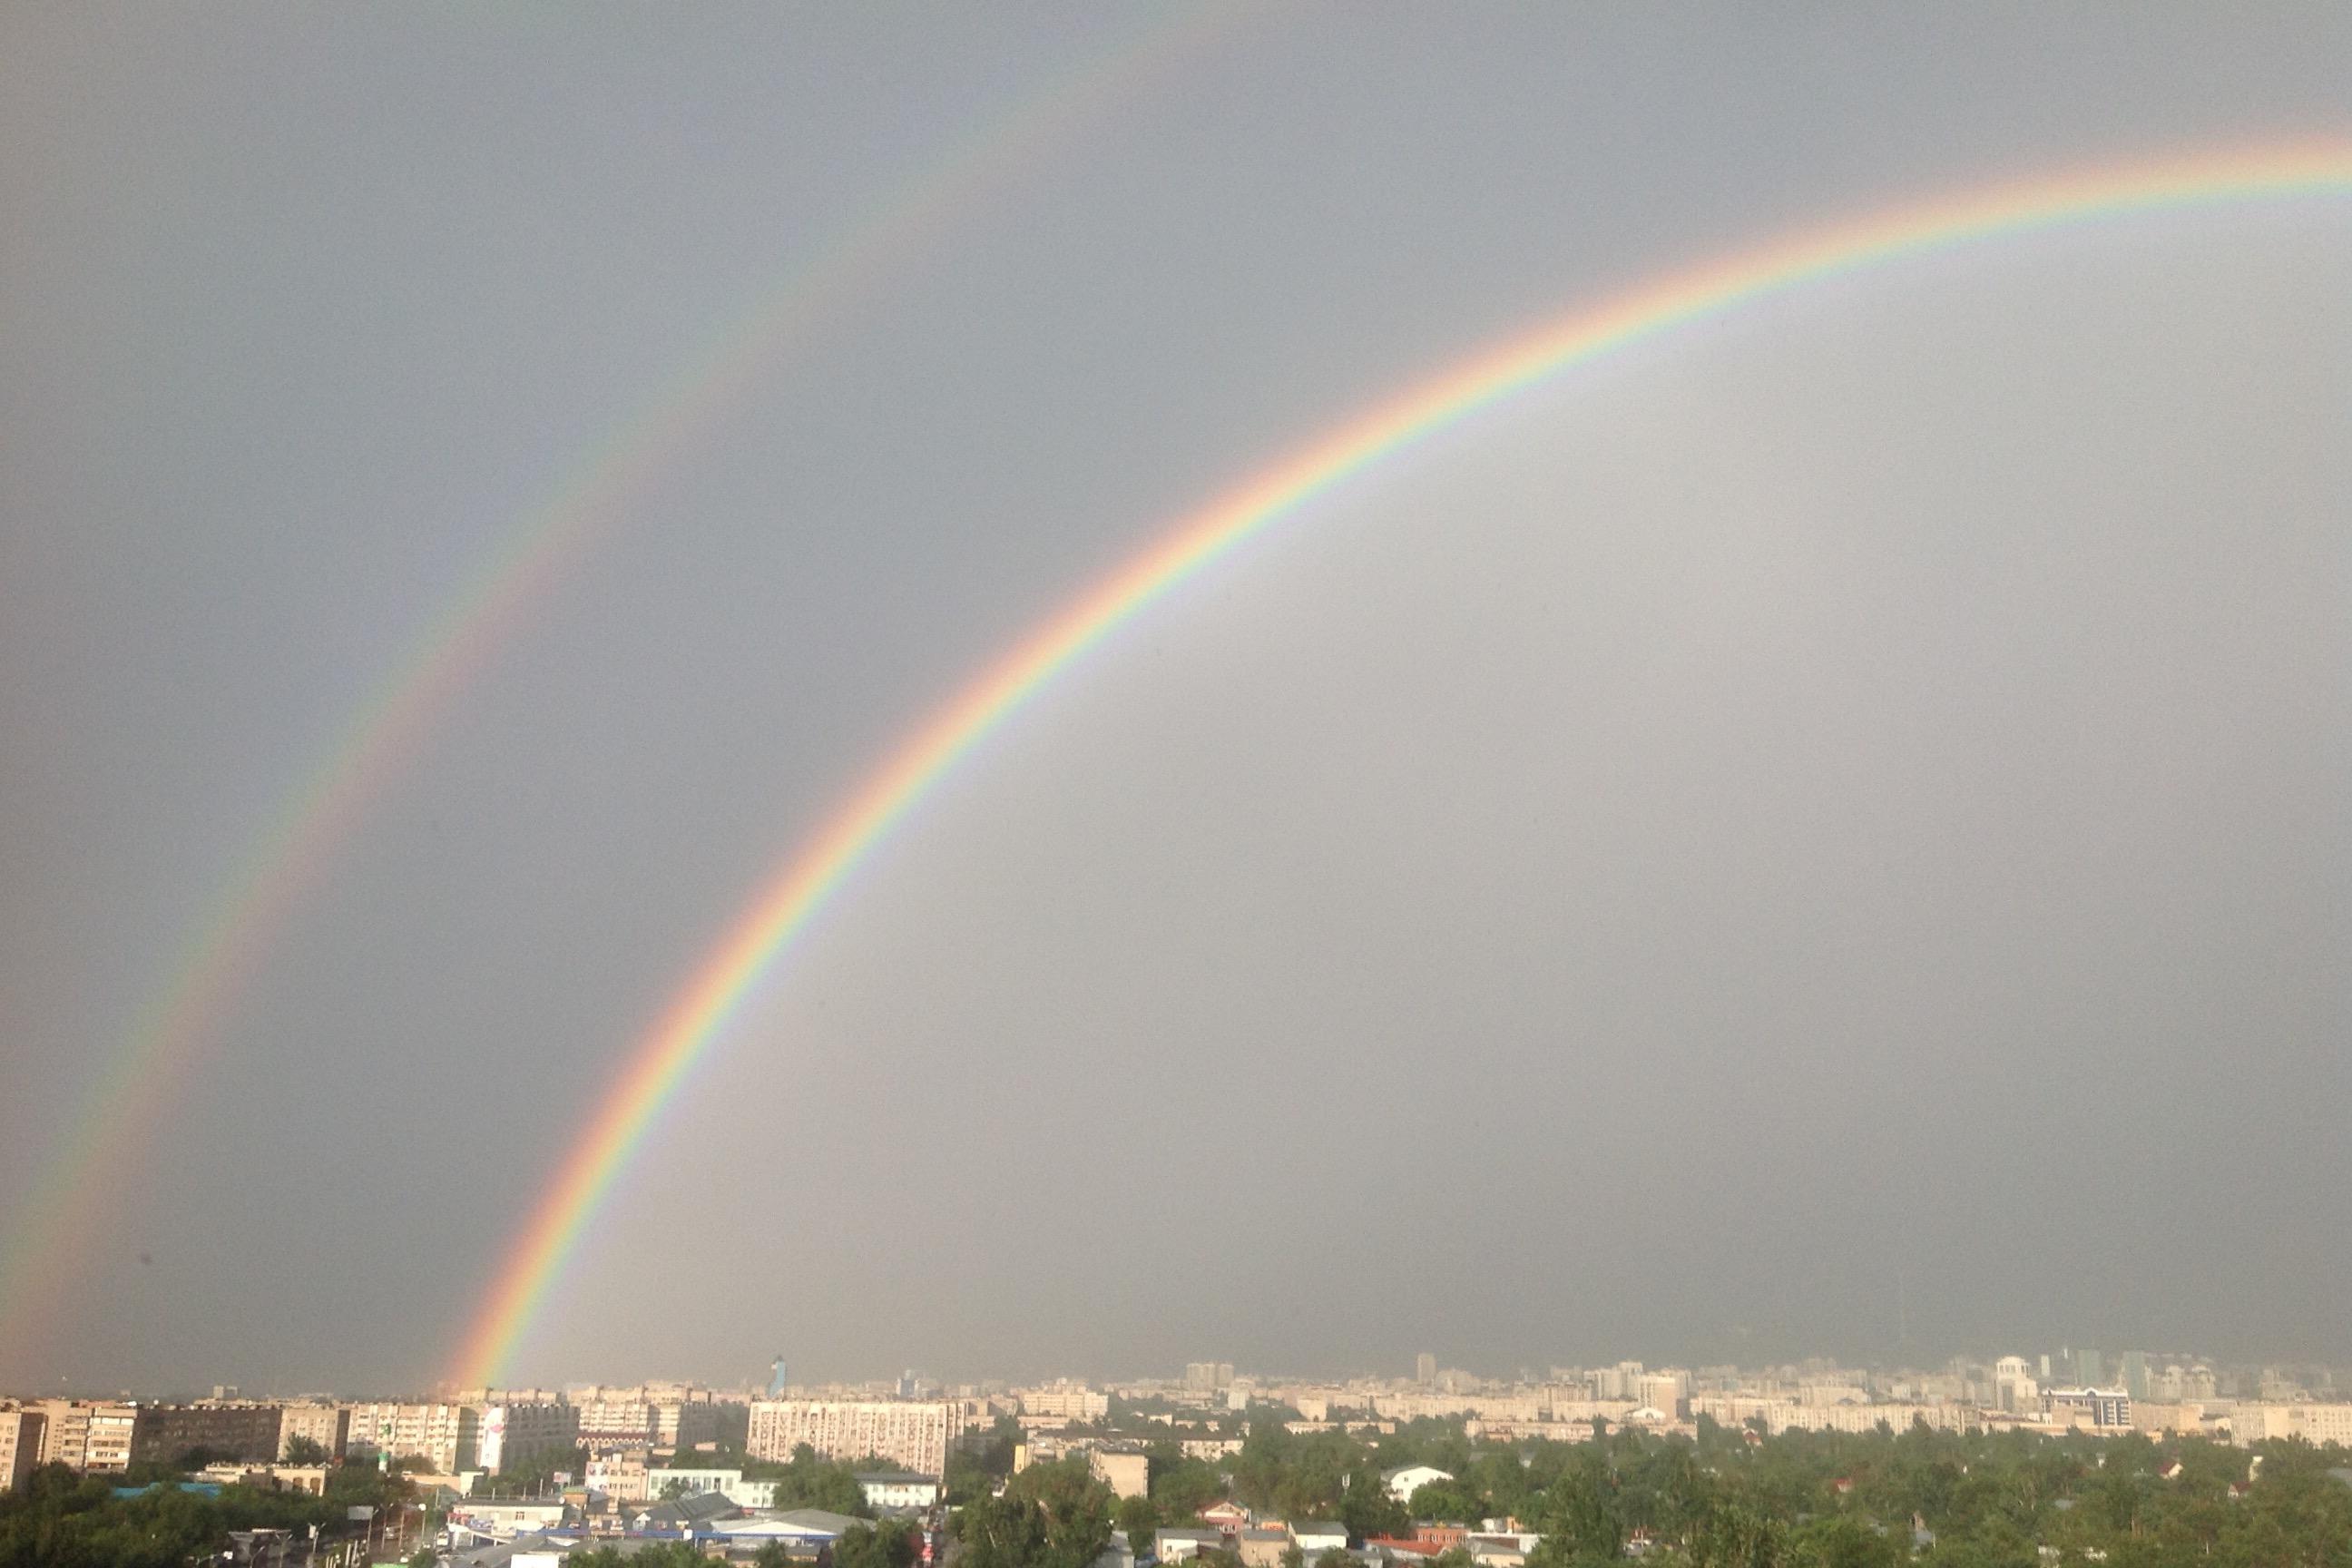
[1,4,2346,1394]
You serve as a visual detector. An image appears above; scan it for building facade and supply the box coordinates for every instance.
[0,1409,45,1491]
[1017,1383,1110,1423]
[33,1401,138,1473]
[130,1402,286,1465]
[343,1403,483,1473]
[746,1400,959,1475]
[477,1401,580,1475]
[278,1402,348,1460]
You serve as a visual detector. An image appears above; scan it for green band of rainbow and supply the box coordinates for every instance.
[0,9,1226,1368]
[457,140,2350,1387]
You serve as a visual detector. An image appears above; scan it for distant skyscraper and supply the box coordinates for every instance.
[2078,1349,2104,1387]
[2119,1351,2148,1400]
[1416,1352,1436,1387]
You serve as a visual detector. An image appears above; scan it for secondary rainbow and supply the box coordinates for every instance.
[452,138,2352,1386]
[0,9,1230,1366]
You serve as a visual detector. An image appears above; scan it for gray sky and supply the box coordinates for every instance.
[2,4,2346,1396]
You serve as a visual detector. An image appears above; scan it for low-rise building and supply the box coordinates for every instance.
[858,1471,941,1511]
[1157,1528,1228,1563]
[1382,1465,1452,1504]
[1292,1522,1350,1557]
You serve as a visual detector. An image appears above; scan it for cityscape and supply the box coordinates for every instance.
[5,3,2347,1566]
[5,1348,2352,1563]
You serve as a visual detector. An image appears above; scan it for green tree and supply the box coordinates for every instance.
[1152,1457,1227,1517]
[837,1519,923,1568]
[1120,1492,1161,1553]
[282,1436,330,1466]
[956,1458,1116,1568]
[1408,1480,1485,1524]
[1339,1466,1410,1541]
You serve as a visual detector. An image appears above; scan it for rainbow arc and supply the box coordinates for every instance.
[453,140,2352,1387]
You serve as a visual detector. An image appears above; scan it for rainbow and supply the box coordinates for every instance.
[454,139,2352,1387]
[0,7,1230,1367]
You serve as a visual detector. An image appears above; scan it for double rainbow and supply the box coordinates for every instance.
[454,140,2352,1387]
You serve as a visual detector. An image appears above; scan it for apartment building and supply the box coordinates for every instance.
[34,1400,138,1473]
[478,1400,580,1475]
[573,1394,658,1452]
[2231,1402,2352,1447]
[746,1399,960,1475]
[278,1401,348,1460]
[129,1402,286,1465]
[1017,1383,1110,1423]
[83,1405,136,1473]
[0,1408,45,1491]
[1688,1396,1979,1436]
[343,1403,482,1473]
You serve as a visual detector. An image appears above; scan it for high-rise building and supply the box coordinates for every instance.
[2119,1351,2148,1401]
[1416,1353,1436,1387]
[2076,1349,2104,1388]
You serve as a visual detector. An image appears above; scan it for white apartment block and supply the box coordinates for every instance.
[479,1401,580,1475]
[1018,1383,1110,1423]
[343,1403,482,1473]
[747,1400,960,1475]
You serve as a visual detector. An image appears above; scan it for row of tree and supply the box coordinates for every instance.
[0,1457,416,1568]
[936,1412,2352,1568]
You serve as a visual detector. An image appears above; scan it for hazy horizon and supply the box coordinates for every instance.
[3,4,2346,1394]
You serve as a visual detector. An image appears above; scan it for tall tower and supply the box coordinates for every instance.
[1416,1352,1436,1387]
